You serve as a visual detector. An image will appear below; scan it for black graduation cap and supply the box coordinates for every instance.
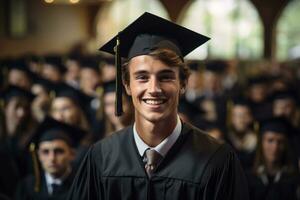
[269,90,298,103]
[103,80,116,94]
[231,96,251,106]
[54,84,85,107]
[260,117,292,137]
[99,12,210,116]
[79,56,100,72]
[204,60,227,74]
[0,85,35,103]
[43,55,66,73]
[32,116,85,148]
[247,75,270,86]
[187,60,200,71]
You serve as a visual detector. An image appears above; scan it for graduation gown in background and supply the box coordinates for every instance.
[247,170,300,200]
[15,171,75,200]
[67,123,249,200]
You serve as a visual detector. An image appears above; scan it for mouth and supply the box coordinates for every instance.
[143,98,167,106]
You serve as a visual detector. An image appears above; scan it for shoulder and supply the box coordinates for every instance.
[184,123,239,171]
[85,126,133,167]
[182,123,226,156]
[92,126,132,153]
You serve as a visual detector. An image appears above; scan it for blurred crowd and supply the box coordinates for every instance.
[0,53,300,199]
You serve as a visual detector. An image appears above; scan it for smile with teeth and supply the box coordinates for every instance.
[143,99,167,105]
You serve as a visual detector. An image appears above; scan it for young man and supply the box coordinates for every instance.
[68,12,248,200]
[15,117,84,200]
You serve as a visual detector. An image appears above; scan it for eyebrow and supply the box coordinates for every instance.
[133,69,176,76]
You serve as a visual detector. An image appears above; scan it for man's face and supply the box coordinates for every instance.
[79,68,100,95]
[42,65,62,83]
[124,55,181,123]
[51,97,80,125]
[231,105,253,132]
[273,99,295,118]
[262,132,286,164]
[5,97,30,126]
[8,69,31,90]
[38,139,74,178]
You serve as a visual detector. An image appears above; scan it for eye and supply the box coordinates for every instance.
[135,74,148,81]
[54,148,65,155]
[159,74,175,82]
[41,149,50,155]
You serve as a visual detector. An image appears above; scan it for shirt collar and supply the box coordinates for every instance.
[133,115,182,157]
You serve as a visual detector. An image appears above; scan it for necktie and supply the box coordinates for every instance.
[144,149,162,178]
[51,183,60,195]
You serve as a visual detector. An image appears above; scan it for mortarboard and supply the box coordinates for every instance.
[54,84,85,107]
[187,60,200,71]
[43,55,66,73]
[269,90,298,103]
[1,85,35,103]
[204,60,227,74]
[260,117,292,137]
[247,75,270,86]
[231,96,251,107]
[103,80,116,94]
[99,12,210,116]
[79,56,100,72]
[31,116,85,148]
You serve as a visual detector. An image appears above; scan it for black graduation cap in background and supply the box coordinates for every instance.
[247,75,271,86]
[99,12,210,116]
[43,55,66,73]
[31,116,85,148]
[187,60,200,71]
[259,117,292,137]
[103,80,116,94]
[79,56,100,72]
[6,59,32,75]
[269,89,298,103]
[0,85,35,103]
[204,60,227,74]
[231,96,251,107]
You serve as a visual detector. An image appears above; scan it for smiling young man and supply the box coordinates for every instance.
[68,12,248,200]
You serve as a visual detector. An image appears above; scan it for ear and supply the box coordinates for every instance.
[180,80,187,95]
[123,80,132,96]
[180,87,185,95]
[69,148,76,161]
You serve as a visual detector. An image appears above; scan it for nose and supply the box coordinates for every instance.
[48,150,55,161]
[16,107,25,118]
[148,77,162,95]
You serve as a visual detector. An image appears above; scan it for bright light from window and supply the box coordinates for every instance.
[70,0,80,4]
[44,0,54,3]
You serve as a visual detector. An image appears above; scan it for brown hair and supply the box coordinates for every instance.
[122,48,190,87]
[253,132,296,175]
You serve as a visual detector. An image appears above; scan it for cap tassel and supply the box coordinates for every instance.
[29,143,41,193]
[114,33,123,116]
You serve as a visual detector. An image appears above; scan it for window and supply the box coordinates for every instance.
[95,0,169,48]
[179,0,263,60]
[277,0,300,61]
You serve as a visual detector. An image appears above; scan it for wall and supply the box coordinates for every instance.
[0,0,90,58]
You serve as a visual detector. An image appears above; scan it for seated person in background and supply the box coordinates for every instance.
[15,117,84,200]
[1,85,38,178]
[247,117,300,200]
[226,97,257,170]
[102,80,134,138]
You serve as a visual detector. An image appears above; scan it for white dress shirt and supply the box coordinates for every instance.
[133,115,182,157]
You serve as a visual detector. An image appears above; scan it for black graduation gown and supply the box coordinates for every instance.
[247,170,300,200]
[67,123,249,200]
[15,171,74,200]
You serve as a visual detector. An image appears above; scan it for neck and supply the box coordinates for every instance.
[49,166,71,180]
[265,161,280,175]
[135,115,178,147]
